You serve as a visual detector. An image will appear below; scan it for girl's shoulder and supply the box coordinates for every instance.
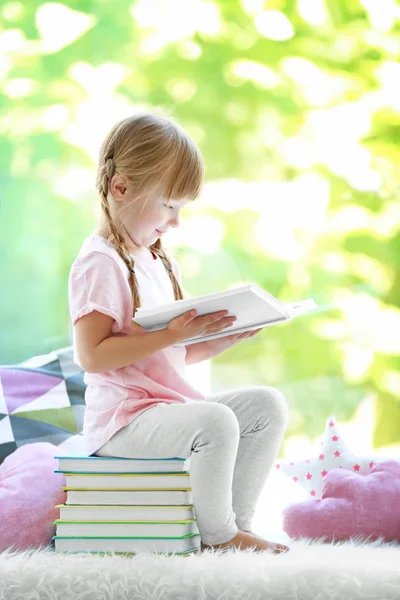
[73,234,127,272]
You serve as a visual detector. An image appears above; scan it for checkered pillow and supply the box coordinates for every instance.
[0,346,86,463]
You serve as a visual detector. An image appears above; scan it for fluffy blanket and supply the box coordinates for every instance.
[0,537,399,600]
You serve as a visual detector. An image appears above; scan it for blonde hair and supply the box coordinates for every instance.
[96,113,204,316]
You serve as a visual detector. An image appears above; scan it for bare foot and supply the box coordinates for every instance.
[200,529,289,555]
[242,530,290,553]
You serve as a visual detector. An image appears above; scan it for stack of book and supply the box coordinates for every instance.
[52,455,201,556]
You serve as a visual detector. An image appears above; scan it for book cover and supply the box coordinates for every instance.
[54,519,200,537]
[53,534,201,554]
[55,504,195,522]
[58,472,191,489]
[64,489,194,505]
[55,456,190,474]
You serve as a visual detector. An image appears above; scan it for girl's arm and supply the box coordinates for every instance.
[75,310,176,373]
[185,328,263,364]
[185,341,217,365]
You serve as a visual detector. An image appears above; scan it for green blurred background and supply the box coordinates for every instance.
[1,0,399,450]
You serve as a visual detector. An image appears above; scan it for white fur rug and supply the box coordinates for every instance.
[0,537,399,599]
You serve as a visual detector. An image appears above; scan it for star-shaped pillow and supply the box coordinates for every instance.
[274,415,389,499]
[282,460,400,542]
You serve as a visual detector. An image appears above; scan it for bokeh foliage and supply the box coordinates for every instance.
[1,0,399,447]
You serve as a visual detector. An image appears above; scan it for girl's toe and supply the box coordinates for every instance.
[275,544,289,554]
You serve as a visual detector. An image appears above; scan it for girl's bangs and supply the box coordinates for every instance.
[163,141,204,203]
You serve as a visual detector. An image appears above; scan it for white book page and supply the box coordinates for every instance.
[282,299,317,317]
[134,284,259,317]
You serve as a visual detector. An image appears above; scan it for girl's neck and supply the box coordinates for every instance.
[93,215,156,259]
[93,214,110,239]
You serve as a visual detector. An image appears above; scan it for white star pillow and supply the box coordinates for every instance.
[274,415,386,499]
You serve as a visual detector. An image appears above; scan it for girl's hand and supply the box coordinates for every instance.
[202,327,263,358]
[166,309,237,344]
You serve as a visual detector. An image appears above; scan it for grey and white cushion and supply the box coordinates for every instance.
[0,347,86,463]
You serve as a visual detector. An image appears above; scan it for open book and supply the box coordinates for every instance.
[133,284,317,346]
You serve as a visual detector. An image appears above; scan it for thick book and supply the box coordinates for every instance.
[55,456,190,474]
[64,489,193,505]
[54,519,199,537]
[132,283,316,346]
[52,533,201,555]
[55,504,195,521]
[58,472,191,489]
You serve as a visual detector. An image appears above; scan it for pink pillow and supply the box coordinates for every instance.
[0,443,66,551]
[283,460,400,542]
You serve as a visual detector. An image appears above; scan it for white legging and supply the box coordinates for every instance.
[94,385,289,545]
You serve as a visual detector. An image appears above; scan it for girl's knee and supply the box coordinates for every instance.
[253,385,289,427]
[191,403,240,454]
[202,403,240,439]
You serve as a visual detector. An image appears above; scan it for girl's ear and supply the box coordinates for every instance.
[109,174,129,201]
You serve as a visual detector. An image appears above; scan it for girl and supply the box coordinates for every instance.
[69,113,290,555]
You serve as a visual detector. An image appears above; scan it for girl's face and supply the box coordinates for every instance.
[116,187,189,253]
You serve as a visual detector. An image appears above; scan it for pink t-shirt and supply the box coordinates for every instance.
[68,234,205,456]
